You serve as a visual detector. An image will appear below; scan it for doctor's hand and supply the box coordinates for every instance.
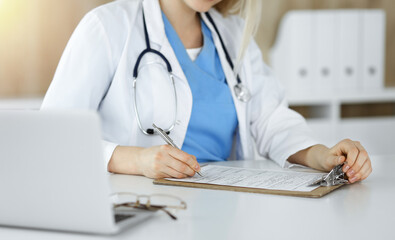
[108,145,200,179]
[288,139,372,183]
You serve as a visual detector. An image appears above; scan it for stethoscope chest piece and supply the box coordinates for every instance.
[234,83,251,103]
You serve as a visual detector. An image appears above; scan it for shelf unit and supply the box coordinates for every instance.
[288,88,395,155]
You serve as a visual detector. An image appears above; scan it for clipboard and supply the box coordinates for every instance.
[153,179,344,198]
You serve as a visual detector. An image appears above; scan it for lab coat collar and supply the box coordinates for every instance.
[141,0,189,82]
[142,0,166,47]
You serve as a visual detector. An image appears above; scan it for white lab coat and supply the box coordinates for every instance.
[41,0,318,167]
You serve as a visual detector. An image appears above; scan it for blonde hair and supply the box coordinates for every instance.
[215,0,262,75]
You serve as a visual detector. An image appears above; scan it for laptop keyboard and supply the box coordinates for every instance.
[115,214,135,223]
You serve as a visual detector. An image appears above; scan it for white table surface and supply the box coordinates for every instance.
[1,155,394,240]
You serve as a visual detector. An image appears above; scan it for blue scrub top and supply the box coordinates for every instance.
[162,13,238,162]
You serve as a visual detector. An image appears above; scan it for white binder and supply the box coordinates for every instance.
[269,14,293,95]
[335,11,361,91]
[361,10,386,90]
[312,11,336,92]
[289,11,313,95]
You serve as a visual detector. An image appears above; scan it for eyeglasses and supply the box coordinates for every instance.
[111,192,187,220]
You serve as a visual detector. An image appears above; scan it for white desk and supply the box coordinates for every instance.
[1,155,394,240]
[0,98,42,110]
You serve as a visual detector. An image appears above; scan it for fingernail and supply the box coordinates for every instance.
[344,165,350,172]
[347,169,355,177]
[350,176,358,183]
[195,165,200,171]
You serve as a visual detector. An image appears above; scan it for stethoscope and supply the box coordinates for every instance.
[132,8,251,135]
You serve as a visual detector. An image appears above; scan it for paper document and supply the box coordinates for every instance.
[167,165,326,192]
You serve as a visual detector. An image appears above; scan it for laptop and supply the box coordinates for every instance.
[0,110,154,235]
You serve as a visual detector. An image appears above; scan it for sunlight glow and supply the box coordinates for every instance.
[0,0,27,32]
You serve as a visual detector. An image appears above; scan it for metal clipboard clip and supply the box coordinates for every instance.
[309,163,349,187]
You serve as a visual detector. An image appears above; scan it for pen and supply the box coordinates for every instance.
[152,124,203,177]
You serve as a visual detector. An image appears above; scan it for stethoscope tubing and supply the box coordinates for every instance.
[133,73,177,135]
[204,12,242,85]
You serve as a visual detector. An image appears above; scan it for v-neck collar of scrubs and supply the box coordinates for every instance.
[161,13,226,83]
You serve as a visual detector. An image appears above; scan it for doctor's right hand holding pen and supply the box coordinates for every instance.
[108,145,200,179]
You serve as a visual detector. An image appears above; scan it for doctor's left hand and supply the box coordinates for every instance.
[289,139,372,183]
[108,145,200,179]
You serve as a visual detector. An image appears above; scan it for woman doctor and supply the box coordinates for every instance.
[42,0,372,182]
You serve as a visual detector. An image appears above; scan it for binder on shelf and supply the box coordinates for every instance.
[289,11,313,94]
[312,11,336,92]
[335,11,361,91]
[361,10,386,90]
[269,14,293,95]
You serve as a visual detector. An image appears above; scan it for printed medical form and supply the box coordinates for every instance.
[166,165,326,192]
